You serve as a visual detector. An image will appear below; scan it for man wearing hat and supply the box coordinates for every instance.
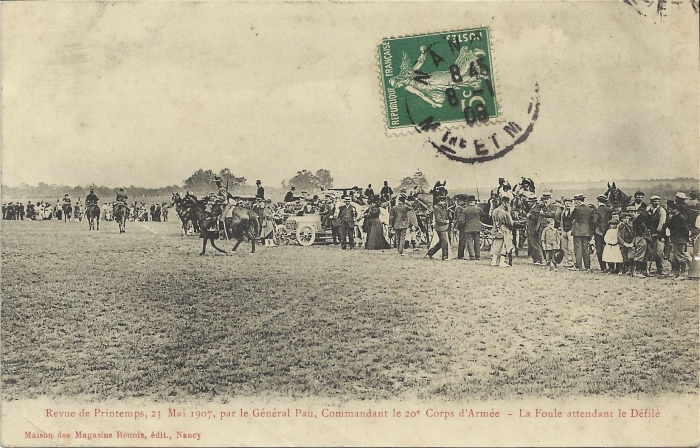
[674,192,692,226]
[666,201,690,278]
[570,194,594,270]
[560,198,575,268]
[114,188,128,205]
[490,196,514,267]
[629,206,652,277]
[526,194,552,265]
[284,186,296,203]
[337,196,357,250]
[380,181,393,203]
[405,196,420,251]
[364,184,375,202]
[426,196,450,260]
[85,188,99,207]
[390,195,411,255]
[255,180,265,200]
[647,195,667,275]
[460,195,482,260]
[593,194,613,272]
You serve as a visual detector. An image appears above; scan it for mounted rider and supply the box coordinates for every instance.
[210,176,234,219]
[113,188,128,214]
[62,194,72,206]
[496,178,514,203]
[85,188,99,206]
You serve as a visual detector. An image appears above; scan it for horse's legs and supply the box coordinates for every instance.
[246,231,256,253]
[200,237,207,255]
[231,239,242,251]
[210,238,227,254]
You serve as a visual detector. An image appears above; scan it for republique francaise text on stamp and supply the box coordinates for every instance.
[379,28,499,133]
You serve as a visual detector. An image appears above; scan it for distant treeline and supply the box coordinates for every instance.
[2,177,698,204]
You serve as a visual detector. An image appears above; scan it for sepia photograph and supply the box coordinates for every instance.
[1,0,698,446]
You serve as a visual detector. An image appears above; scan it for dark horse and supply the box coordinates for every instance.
[85,204,100,230]
[604,182,630,207]
[113,203,129,233]
[62,203,72,222]
[171,192,200,236]
[182,193,260,255]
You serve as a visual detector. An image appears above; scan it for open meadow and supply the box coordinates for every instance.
[2,218,697,402]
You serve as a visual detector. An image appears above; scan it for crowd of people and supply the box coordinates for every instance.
[2,189,170,223]
[5,176,698,279]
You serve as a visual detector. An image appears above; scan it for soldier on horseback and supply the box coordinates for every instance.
[115,188,128,206]
[85,188,99,206]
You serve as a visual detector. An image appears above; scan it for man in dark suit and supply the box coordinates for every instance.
[380,181,393,202]
[426,197,450,260]
[284,186,296,203]
[337,196,357,250]
[390,196,411,255]
[462,195,482,260]
[570,194,595,270]
[593,194,613,272]
[364,184,375,202]
[256,180,265,200]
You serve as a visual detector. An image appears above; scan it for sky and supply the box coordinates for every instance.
[2,1,698,191]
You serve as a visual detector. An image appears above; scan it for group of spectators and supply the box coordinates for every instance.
[2,200,68,221]
[495,190,698,279]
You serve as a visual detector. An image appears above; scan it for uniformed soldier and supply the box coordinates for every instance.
[115,188,128,205]
[85,188,99,206]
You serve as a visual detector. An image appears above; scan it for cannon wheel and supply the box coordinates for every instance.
[296,225,315,246]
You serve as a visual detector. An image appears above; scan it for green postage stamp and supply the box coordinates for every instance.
[378,28,499,132]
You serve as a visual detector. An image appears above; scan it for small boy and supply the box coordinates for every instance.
[618,213,635,275]
[541,218,561,270]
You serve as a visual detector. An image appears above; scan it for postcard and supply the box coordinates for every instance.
[2,0,698,446]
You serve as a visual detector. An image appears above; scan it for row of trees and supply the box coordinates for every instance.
[281,169,334,192]
[1,168,438,201]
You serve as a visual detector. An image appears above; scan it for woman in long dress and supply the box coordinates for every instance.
[365,200,390,250]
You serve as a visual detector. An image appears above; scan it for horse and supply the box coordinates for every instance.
[62,203,72,222]
[604,182,630,207]
[113,203,129,233]
[171,193,197,235]
[85,204,100,230]
[182,193,260,255]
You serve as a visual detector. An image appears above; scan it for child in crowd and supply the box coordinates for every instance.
[541,218,561,270]
[618,213,635,275]
[603,218,623,274]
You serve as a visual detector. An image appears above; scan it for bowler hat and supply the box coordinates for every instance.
[467,195,476,202]
[634,190,644,197]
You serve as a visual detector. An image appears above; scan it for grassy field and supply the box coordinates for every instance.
[1,218,697,402]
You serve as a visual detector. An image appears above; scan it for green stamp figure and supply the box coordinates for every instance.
[379,28,499,131]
